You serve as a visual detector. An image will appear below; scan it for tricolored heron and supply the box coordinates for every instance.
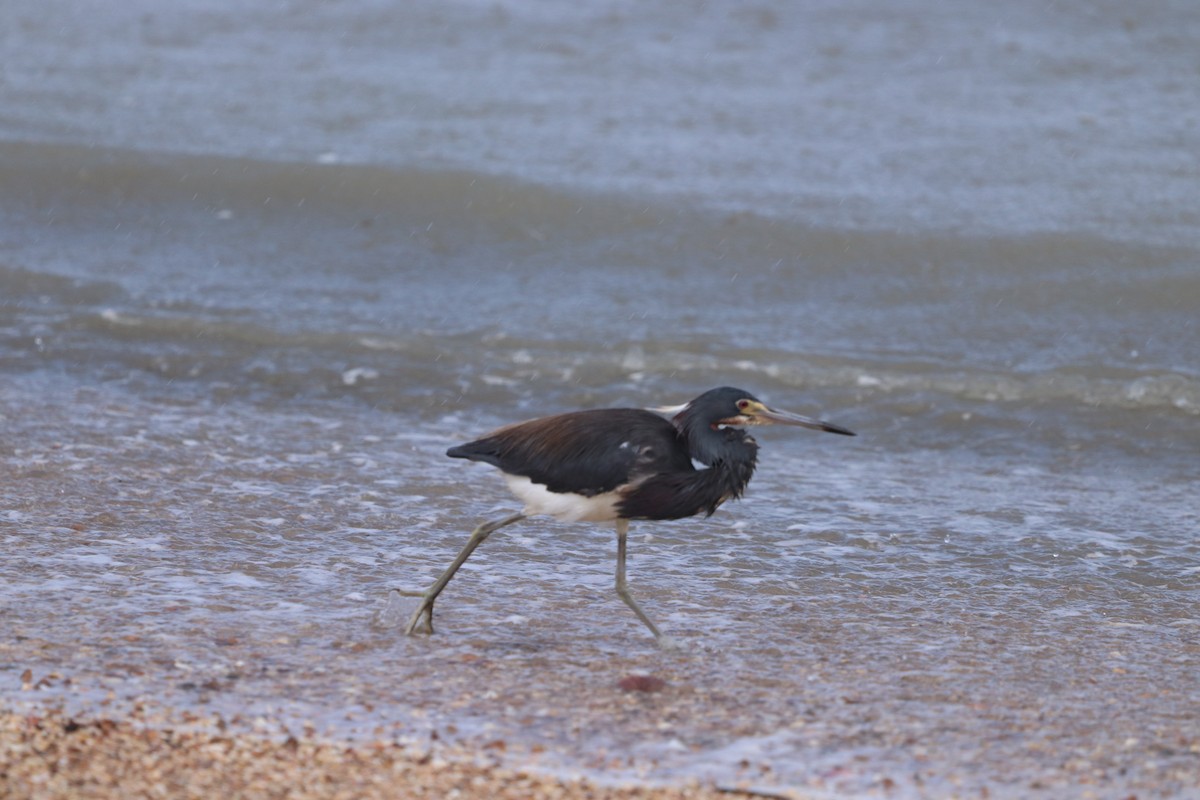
[403,387,854,641]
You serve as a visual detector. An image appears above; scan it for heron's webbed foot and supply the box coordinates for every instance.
[404,596,435,635]
[655,634,683,651]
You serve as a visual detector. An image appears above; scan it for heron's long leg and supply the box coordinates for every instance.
[614,519,663,640]
[404,512,526,635]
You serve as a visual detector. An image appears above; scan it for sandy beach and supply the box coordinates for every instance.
[2,707,746,800]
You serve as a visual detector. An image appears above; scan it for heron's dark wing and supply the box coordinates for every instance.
[447,408,693,496]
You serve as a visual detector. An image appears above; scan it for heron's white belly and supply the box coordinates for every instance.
[502,475,622,523]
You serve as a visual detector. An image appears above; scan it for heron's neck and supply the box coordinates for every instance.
[617,452,759,521]
[681,419,758,466]
[616,428,760,521]
[686,427,759,510]
[705,449,757,501]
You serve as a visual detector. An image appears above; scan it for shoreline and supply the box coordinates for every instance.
[1,707,756,800]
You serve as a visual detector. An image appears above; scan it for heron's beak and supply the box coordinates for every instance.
[743,401,856,436]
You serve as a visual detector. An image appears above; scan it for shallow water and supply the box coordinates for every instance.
[3,1,1200,797]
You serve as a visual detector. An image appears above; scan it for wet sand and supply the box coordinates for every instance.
[6,636,1200,800]
[1,707,744,800]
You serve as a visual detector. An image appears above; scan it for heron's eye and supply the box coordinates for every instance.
[736,399,750,411]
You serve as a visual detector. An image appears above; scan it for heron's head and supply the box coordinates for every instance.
[656,386,855,436]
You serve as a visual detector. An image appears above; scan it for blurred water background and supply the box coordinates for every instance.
[2,1,1198,796]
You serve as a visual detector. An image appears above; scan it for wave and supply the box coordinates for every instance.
[4,285,1196,418]
[4,138,1196,277]
[3,139,1197,422]
[0,139,666,249]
